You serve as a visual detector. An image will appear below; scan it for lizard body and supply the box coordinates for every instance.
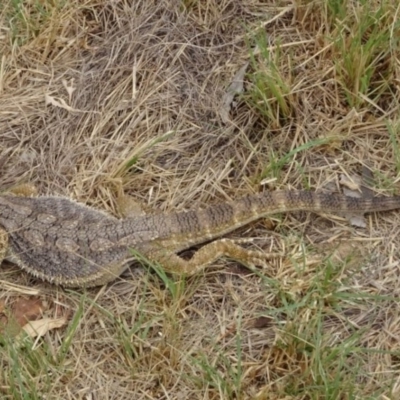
[1,189,400,287]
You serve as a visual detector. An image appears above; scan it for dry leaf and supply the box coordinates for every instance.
[340,173,363,193]
[348,214,367,228]
[21,317,67,339]
[13,297,44,327]
[0,297,44,336]
[219,62,249,123]
[14,317,67,348]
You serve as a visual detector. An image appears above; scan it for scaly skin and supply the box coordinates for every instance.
[1,189,400,287]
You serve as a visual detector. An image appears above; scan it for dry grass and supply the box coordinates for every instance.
[1,0,400,398]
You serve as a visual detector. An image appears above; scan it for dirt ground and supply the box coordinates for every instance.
[1,1,400,399]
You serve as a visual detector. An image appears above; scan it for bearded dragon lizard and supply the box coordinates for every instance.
[0,184,399,287]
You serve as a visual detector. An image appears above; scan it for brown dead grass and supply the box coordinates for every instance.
[1,0,400,399]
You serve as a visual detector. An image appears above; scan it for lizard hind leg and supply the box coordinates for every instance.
[147,239,282,276]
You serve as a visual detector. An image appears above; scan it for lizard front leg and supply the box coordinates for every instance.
[144,239,282,275]
[4,183,38,198]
